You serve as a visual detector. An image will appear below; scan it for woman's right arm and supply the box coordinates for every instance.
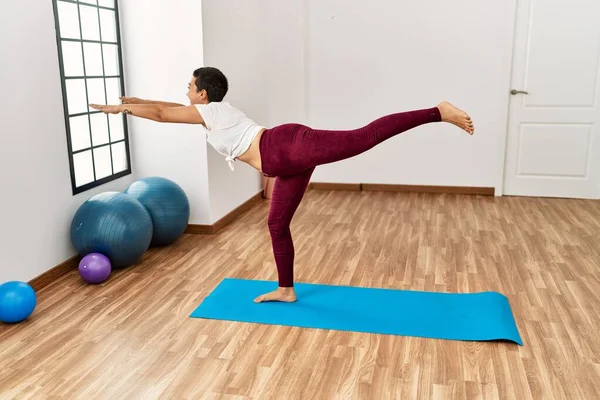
[121,96,185,108]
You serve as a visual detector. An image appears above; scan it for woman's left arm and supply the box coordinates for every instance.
[89,103,204,125]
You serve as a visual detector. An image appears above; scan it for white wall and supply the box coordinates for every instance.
[0,0,135,283]
[196,0,516,217]
[119,0,211,224]
[201,0,267,223]
[199,0,516,190]
[264,0,306,126]
[304,0,516,188]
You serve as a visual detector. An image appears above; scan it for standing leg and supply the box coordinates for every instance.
[254,167,315,303]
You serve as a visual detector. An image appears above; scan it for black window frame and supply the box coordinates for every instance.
[51,0,132,195]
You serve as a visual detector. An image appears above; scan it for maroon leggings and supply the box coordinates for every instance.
[259,107,442,287]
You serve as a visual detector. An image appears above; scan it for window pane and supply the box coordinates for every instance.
[111,142,128,173]
[66,79,88,115]
[83,42,103,76]
[80,5,100,41]
[61,41,84,77]
[102,44,119,76]
[90,113,109,146]
[57,1,80,39]
[93,146,112,179]
[98,0,115,8]
[73,150,94,187]
[55,0,129,192]
[105,78,121,104]
[87,78,106,111]
[69,115,91,151]
[99,9,117,42]
[108,114,124,141]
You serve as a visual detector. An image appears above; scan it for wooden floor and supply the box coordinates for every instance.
[2,190,600,399]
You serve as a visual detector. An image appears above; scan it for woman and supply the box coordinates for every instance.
[91,67,474,303]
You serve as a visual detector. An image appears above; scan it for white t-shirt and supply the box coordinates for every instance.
[194,102,265,171]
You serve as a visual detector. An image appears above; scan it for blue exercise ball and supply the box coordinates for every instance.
[0,281,37,323]
[71,192,153,268]
[125,177,190,246]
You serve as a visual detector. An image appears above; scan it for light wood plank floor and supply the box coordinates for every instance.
[2,190,600,399]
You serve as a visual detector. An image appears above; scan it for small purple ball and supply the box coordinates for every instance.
[78,253,111,284]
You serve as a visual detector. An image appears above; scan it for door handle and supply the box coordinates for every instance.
[510,89,529,95]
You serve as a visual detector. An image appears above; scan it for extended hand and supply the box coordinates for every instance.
[89,104,122,114]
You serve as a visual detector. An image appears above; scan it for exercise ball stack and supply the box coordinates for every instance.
[71,192,153,269]
[0,281,37,324]
[70,177,188,285]
[125,177,190,246]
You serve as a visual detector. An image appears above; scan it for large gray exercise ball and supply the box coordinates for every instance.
[70,192,153,268]
[125,177,190,246]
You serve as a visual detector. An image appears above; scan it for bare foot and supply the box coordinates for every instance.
[254,287,297,303]
[437,101,475,135]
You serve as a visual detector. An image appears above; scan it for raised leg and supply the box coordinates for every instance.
[298,107,443,169]
[261,102,474,177]
[254,167,315,303]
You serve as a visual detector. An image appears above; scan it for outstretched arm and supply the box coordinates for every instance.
[89,103,204,125]
[121,96,185,108]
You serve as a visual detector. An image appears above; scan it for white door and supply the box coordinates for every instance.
[503,0,600,199]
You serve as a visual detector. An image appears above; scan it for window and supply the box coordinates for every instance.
[52,0,131,194]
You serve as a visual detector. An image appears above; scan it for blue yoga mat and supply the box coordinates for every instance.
[190,278,522,345]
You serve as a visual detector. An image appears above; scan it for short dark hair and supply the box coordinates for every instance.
[193,67,228,102]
